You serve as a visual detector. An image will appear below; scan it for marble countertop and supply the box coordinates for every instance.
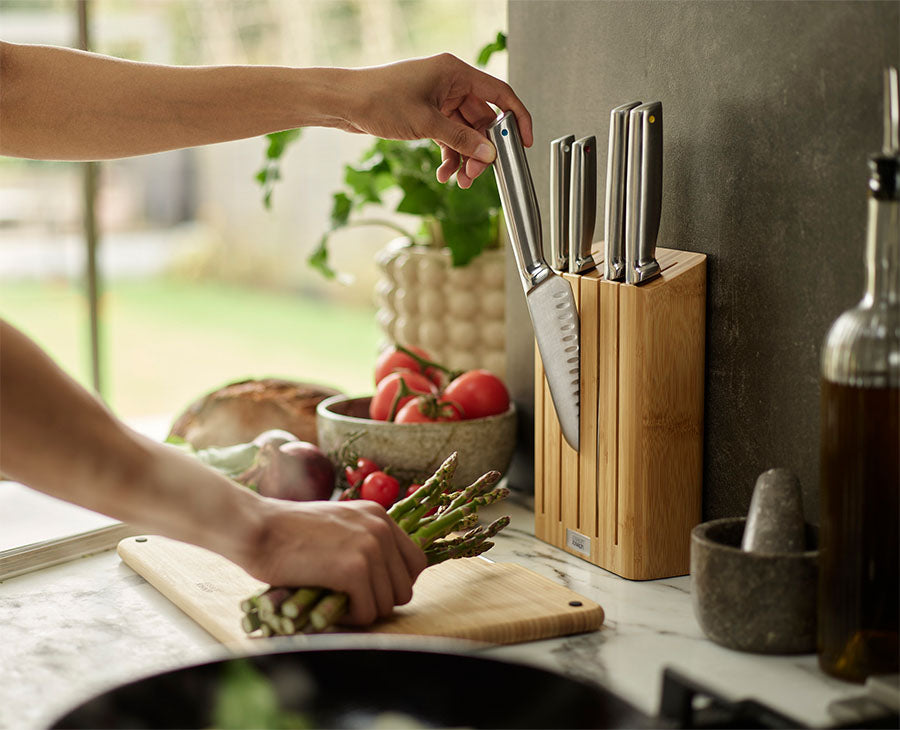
[0,493,868,730]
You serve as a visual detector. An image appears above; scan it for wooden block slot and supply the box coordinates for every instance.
[534,247,706,580]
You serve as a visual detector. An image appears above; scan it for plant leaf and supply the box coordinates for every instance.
[344,165,384,205]
[439,215,493,267]
[396,175,443,216]
[265,128,302,160]
[330,192,353,228]
[444,172,499,223]
[476,31,507,67]
[307,234,338,280]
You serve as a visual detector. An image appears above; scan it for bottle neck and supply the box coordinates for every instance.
[862,196,899,307]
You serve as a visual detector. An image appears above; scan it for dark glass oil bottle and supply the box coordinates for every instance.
[818,131,900,683]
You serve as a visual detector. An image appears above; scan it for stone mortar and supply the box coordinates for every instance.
[691,517,819,654]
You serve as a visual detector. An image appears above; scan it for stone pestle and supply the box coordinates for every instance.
[741,468,805,553]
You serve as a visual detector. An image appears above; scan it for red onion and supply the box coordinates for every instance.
[239,440,335,502]
[251,429,299,449]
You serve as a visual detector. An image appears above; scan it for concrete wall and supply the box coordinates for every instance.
[504,0,899,522]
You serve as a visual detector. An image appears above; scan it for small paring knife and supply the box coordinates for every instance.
[603,101,641,281]
[625,101,663,285]
[569,135,599,275]
[550,135,575,273]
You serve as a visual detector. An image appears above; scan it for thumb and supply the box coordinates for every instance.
[429,111,496,165]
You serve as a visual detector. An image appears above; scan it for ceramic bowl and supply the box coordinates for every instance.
[316,394,517,487]
[690,517,819,654]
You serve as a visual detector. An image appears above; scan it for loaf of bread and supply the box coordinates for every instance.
[168,378,341,449]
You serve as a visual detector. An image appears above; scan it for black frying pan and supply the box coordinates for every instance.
[51,636,819,729]
[50,640,652,729]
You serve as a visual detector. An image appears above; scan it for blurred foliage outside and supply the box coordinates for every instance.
[1,278,379,418]
[0,0,508,420]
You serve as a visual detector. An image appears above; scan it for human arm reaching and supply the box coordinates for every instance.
[0,42,532,187]
[0,319,426,625]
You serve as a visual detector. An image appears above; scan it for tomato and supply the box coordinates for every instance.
[442,369,510,419]
[359,471,400,508]
[375,345,441,384]
[344,457,380,487]
[395,395,463,423]
[369,370,436,421]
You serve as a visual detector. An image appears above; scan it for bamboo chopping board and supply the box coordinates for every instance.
[118,535,603,649]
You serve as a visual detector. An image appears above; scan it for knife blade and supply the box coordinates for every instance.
[625,101,663,285]
[487,111,580,450]
[569,135,598,274]
[603,101,641,281]
[550,135,575,273]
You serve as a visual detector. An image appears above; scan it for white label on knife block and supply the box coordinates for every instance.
[566,528,591,556]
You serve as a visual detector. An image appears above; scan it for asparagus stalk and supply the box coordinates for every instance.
[256,587,294,619]
[387,452,458,522]
[423,516,510,565]
[241,611,262,634]
[410,488,509,548]
[280,587,324,619]
[306,592,349,632]
[426,540,495,566]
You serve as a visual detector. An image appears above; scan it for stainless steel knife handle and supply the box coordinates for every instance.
[603,101,641,281]
[885,66,899,154]
[550,135,575,272]
[487,111,552,291]
[569,135,598,274]
[625,101,663,285]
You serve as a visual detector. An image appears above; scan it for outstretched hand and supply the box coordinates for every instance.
[341,53,533,188]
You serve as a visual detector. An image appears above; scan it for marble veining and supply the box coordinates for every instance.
[0,498,867,729]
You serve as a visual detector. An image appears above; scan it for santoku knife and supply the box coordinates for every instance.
[569,135,598,275]
[487,111,580,451]
[625,101,663,285]
[550,134,575,273]
[603,101,641,281]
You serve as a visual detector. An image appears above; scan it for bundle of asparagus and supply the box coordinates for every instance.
[241,452,510,636]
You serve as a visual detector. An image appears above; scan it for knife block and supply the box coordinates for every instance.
[533,247,706,580]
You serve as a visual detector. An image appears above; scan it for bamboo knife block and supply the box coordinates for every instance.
[534,247,706,580]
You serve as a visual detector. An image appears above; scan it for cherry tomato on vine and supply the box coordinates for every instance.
[369,369,436,421]
[375,345,443,386]
[359,471,400,508]
[344,457,380,487]
[395,395,463,423]
[443,369,510,419]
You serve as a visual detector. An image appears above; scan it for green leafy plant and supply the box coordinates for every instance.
[256,33,509,280]
[255,129,302,210]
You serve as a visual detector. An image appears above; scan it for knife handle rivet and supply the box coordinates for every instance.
[568,600,583,607]
[649,115,657,124]
[501,128,508,137]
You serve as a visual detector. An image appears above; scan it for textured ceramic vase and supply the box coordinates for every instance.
[374,239,506,378]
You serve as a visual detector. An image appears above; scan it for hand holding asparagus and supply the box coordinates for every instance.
[241,452,510,636]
